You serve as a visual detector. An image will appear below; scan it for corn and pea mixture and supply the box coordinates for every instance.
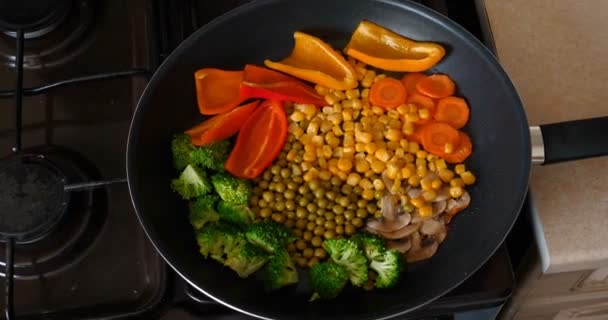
[250,61,476,268]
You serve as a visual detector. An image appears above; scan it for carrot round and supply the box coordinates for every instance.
[369,77,407,109]
[442,131,473,164]
[434,96,470,129]
[415,74,455,99]
[401,72,426,95]
[419,122,461,157]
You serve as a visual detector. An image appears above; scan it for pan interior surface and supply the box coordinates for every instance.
[127,0,530,319]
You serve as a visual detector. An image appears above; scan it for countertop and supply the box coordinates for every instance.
[479,0,608,273]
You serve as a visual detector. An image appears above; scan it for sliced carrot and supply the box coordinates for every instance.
[415,74,455,99]
[442,131,472,164]
[401,72,426,95]
[434,96,470,129]
[369,77,407,109]
[407,92,436,124]
[186,101,259,146]
[419,122,461,157]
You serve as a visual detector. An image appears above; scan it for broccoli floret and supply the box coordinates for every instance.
[171,164,213,200]
[369,249,405,289]
[211,172,251,205]
[171,134,196,171]
[196,221,245,262]
[190,140,231,172]
[224,242,270,278]
[263,249,298,290]
[245,221,295,253]
[323,239,369,287]
[217,200,255,226]
[309,262,349,301]
[350,232,387,261]
[189,194,220,229]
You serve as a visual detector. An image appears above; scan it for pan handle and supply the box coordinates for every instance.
[530,116,608,165]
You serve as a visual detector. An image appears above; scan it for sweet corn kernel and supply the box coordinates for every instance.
[461,171,476,185]
[387,141,400,151]
[410,197,426,208]
[391,178,403,194]
[319,170,332,181]
[322,106,333,114]
[342,110,353,121]
[450,178,464,188]
[370,160,385,174]
[301,161,313,172]
[334,90,346,100]
[455,164,466,175]
[333,103,343,113]
[315,85,329,95]
[361,88,370,99]
[325,94,338,105]
[431,178,443,190]
[332,125,344,137]
[319,120,331,133]
[404,154,415,164]
[356,131,373,143]
[418,108,430,120]
[444,142,455,154]
[401,167,413,179]
[375,148,391,162]
[290,110,305,122]
[427,154,438,162]
[373,179,385,191]
[396,104,409,115]
[428,162,437,172]
[385,162,400,179]
[303,168,318,182]
[336,171,348,181]
[388,119,402,129]
[408,103,418,113]
[365,142,377,154]
[372,106,384,115]
[359,178,373,190]
[286,149,298,162]
[385,129,402,142]
[402,122,414,136]
[355,143,366,153]
[408,175,421,187]
[355,159,369,173]
[405,112,419,123]
[416,165,428,178]
[345,89,360,99]
[416,150,428,159]
[352,99,363,110]
[415,158,427,167]
[361,189,375,200]
[400,139,410,150]
[337,159,353,172]
[312,135,324,146]
[328,114,342,126]
[438,168,454,182]
[420,177,433,191]
[394,148,405,158]
[306,122,319,135]
[435,159,447,170]
[303,152,316,162]
[364,170,375,178]
[346,173,361,186]
[408,142,420,154]
[292,127,304,138]
[449,186,464,198]
[422,190,437,202]
[342,121,354,132]
[419,205,433,218]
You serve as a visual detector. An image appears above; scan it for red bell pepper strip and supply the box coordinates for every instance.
[195,68,245,115]
[185,100,260,146]
[240,65,327,106]
[225,99,288,179]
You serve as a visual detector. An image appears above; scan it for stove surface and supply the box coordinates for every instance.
[0,0,165,318]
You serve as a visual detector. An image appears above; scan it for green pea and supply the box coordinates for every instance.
[352,217,364,228]
[296,207,307,219]
[298,185,309,195]
[285,190,296,200]
[315,216,326,226]
[296,219,307,230]
[298,197,309,207]
[326,191,337,201]
[285,200,296,211]
[317,198,329,209]
[306,203,317,213]
[332,205,345,215]
[262,191,274,203]
[280,168,291,179]
[335,215,345,225]
[344,210,356,221]
[356,209,368,219]
[275,202,285,211]
[275,182,286,193]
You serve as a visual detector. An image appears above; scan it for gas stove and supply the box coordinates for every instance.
[0,1,521,319]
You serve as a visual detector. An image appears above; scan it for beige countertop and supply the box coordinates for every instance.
[480,0,608,273]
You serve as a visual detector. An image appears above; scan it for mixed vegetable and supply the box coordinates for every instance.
[170,20,477,300]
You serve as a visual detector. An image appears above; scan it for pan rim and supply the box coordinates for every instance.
[126,0,531,318]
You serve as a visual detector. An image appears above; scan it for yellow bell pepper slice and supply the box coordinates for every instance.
[344,20,445,72]
[264,31,358,91]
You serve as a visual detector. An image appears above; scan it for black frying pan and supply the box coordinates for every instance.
[126,0,608,319]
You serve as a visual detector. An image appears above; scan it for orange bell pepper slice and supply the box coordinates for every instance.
[185,101,260,146]
[264,32,358,91]
[225,100,288,179]
[194,68,244,115]
[344,20,445,72]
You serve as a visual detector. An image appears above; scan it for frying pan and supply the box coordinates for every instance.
[126,0,608,319]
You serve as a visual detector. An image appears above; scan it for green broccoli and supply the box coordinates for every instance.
[369,249,405,289]
[224,242,270,278]
[171,164,213,200]
[190,140,231,172]
[171,134,196,171]
[309,262,349,301]
[217,200,255,226]
[211,172,251,205]
[350,232,387,261]
[263,249,298,290]
[323,239,369,287]
[195,221,245,262]
[189,194,220,229]
[245,221,295,253]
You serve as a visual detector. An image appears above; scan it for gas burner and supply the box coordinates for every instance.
[0,0,71,38]
[0,0,94,69]
[0,146,108,278]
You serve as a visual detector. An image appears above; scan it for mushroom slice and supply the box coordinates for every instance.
[406,187,422,199]
[382,172,395,194]
[387,238,412,253]
[434,187,450,202]
[406,240,439,263]
[381,193,398,220]
[435,228,448,244]
[366,213,411,233]
[432,200,447,217]
[420,219,445,236]
[446,191,471,216]
[376,222,421,240]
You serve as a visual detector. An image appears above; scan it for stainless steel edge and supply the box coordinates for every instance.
[530,126,545,165]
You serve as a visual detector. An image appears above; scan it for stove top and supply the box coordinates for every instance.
[0,0,517,319]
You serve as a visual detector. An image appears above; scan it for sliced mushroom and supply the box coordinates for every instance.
[432,200,447,217]
[366,213,411,233]
[410,231,421,251]
[386,238,412,253]
[420,219,444,236]
[446,191,471,215]
[410,211,422,224]
[372,222,421,240]
[381,193,398,220]
[435,229,448,244]
[406,187,422,199]
[381,172,395,194]
[406,240,439,263]
[434,187,450,202]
